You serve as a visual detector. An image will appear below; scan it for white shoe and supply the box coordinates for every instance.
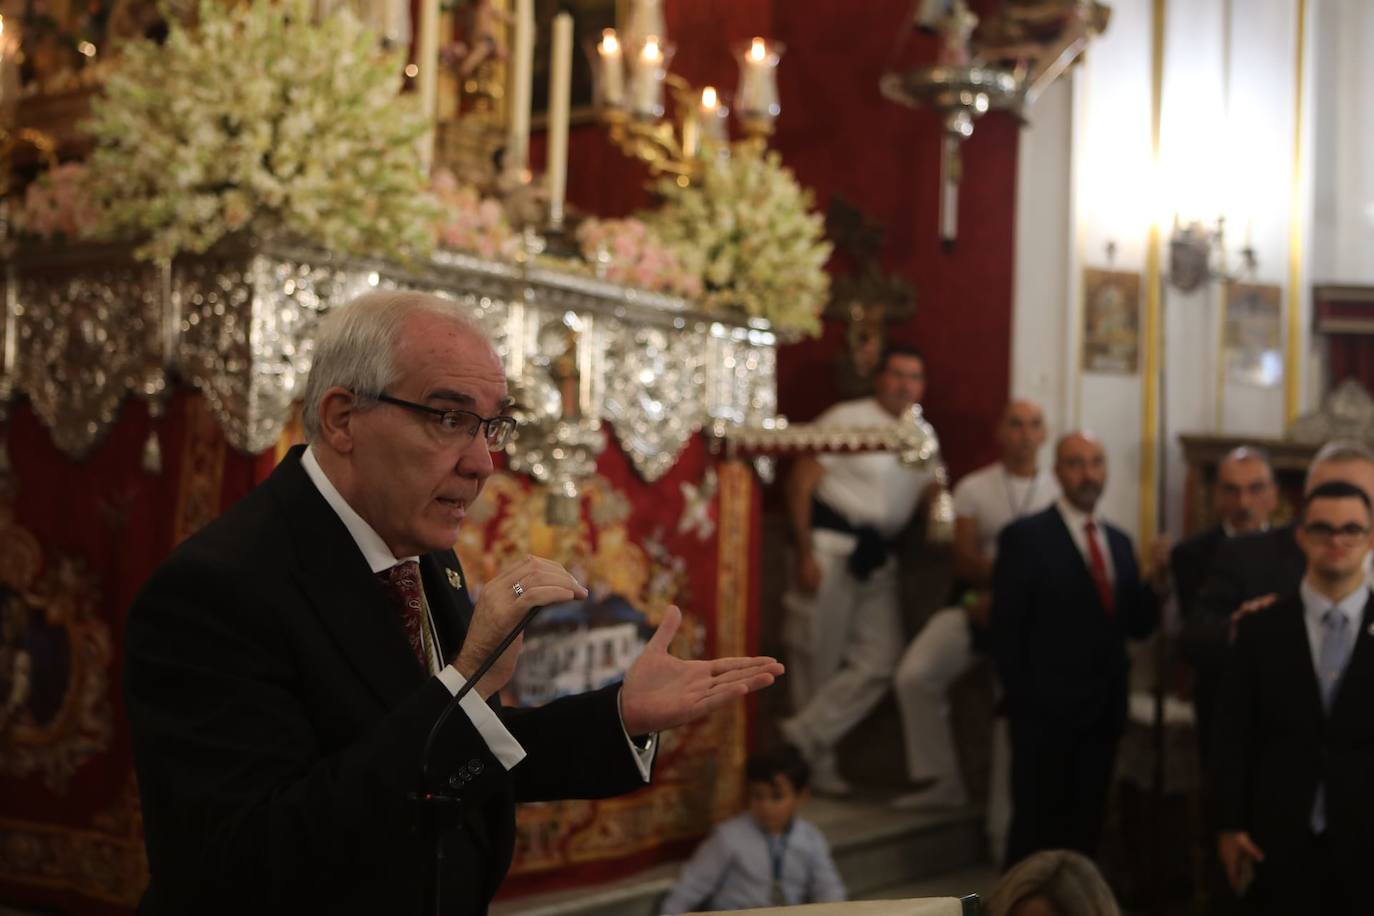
[780,718,852,796]
[892,781,968,811]
[809,755,853,797]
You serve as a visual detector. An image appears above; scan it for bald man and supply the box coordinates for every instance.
[991,432,1164,867]
[893,400,1058,861]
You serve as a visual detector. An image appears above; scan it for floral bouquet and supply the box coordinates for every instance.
[12,162,103,242]
[576,217,703,298]
[644,151,831,336]
[431,169,520,261]
[83,0,438,263]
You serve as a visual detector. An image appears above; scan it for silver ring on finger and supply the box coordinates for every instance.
[512,581,524,599]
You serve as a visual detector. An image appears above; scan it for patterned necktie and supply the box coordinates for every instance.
[1312,608,1353,834]
[1084,520,1115,616]
[377,560,429,673]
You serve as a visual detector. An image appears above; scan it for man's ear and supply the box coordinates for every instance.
[317,387,359,454]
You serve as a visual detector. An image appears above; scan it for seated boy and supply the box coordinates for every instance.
[660,747,846,913]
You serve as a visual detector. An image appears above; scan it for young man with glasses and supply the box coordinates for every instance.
[1215,480,1374,916]
[124,291,783,914]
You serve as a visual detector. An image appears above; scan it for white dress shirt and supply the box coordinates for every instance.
[1299,576,1368,681]
[301,447,655,781]
[1055,497,1115,585]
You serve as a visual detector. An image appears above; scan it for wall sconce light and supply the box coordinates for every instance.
[1167,216,1258,293]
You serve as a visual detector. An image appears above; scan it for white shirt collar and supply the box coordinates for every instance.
[1221,521,1271,538]
[1056,496,1098,530]
[301,446,417,574]
[1299,575,1369,632]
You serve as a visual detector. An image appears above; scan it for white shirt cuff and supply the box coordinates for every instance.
[617,688,657,783]
[438,665,526,770]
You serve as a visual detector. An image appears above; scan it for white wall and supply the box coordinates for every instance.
[1311,0,1374,286]
[1011,0,1319,540]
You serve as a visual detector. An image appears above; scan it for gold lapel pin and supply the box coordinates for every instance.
[446,568,464,590]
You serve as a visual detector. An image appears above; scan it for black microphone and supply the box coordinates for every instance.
[414,601,546,916]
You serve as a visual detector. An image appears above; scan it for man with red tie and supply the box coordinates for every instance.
[990,431,1166,867]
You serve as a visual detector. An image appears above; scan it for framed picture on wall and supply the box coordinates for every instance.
[1225,282,1283,388]
[1082,268,1141,374]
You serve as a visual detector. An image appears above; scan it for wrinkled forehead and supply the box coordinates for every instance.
[1218,456,1273,486]
[1057,437,1103,463]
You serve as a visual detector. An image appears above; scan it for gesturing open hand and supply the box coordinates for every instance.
[620,606,784,736]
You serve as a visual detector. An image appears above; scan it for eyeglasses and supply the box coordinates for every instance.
[372,393,518,450]
[1302,522,1372,543]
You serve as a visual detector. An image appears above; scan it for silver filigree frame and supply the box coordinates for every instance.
[4,239,778,482]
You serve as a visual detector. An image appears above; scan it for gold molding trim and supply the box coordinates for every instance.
[1140,0,1167,550]
[1284,0,1309,423]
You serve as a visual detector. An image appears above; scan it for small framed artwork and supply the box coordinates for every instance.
[1082,268,1141,374]
[1225,282,1283,388]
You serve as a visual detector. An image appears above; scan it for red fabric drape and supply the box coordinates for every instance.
[1328,335,1374,393]
[532,0,1018,481]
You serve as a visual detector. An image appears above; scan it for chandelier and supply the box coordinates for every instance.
[586,0,783,185]
[881,0,1110,245]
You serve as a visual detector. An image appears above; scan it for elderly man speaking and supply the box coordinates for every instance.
[124,291,784,915]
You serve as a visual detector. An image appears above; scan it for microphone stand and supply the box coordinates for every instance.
[413,603,545,916]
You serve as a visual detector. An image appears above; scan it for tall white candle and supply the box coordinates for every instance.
[508,0,536,175]
[547,12,573,228]
[416,0,439,173]
[596,29,626,109]
[631,36,665,118]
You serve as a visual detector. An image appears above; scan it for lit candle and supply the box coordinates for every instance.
[735,37,780,118]
[416,0,439,172]
[698,85,728,145]
[596,29,626,109]
[631,36,666,119]
[507,0,535,176]
[547,12,573,228]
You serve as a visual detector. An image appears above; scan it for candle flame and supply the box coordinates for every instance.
[749,38,766,62]
[0,15,6,39]
[600,29,619,55]
[701,86,718,109]
[641,36,662,63]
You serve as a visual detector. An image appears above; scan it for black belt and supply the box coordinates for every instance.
[811,498,893,582]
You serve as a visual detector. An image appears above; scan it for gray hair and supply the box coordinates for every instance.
[1220,445,1274,480]
[984,850,1121,916]
[1305,439,1374,489]
[300,290,486,441]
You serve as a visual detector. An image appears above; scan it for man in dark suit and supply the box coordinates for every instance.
[1172,446,1277,754]
[991,431,1164,868]
[1186,443,1374,753]
[1215,480,1374,916]
[124,291,784,915]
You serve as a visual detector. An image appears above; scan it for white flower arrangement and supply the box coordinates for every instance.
[84,0,438,263]
[643,151,832,336]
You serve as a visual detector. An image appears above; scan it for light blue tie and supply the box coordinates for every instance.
[1312,608,1354,833]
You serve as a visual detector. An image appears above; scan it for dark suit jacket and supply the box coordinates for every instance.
[1183,525,1305,679]
[1215,592,1374,893]
[124,447,646,915]
[991,505,1158,733]
[1171,525,1226,620]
